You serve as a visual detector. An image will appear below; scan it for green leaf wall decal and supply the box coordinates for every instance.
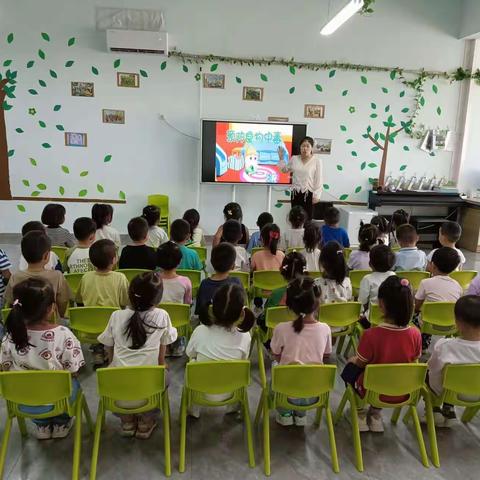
[80,171,89,177]
[17,205,26,213]
[41,143,51,148]
[79,189,88,197]
[210,64,218,72]
[160,61,167,70]
[38,49,46,60]
[53,104,61,111]
[361,76,367,84]
[56,124,64,131]
[339,194,349,201]
[260,73,268,81]
[139,69,148,77]
[49,69,57,79]
[29,158,37,166]
[323,184,330,190]
[91,66,99,75]
[355,186,362,193]
[39,79,47,87]
[340,125,347,131]
[400,164,407,171]
[336,165,343,171]
[15,128,24,133]
[315,84,323,92]
[68,37,75,46]
[342,90,348,96]
[59,186,65,195]
[37,183,47,190]
[64,60,74,67]
[403,146,410,151]
[41,32,50,41]
[182,65,188,72]
[289,65,295,75]
[436,106,442,115]
[97,184,104,193]
[61,165,70,173]
[119,191,126,200]
[38,121,46,128]
[235,77,242,83]
[329,70,336,78]
[104,154,112,163]
[7,33,14,44]
[288,86,295,94]
[22,179,30,186]
[28,89,38,95]
[113,59,121,68]
[26,60,35,68]
[432,84,438,94]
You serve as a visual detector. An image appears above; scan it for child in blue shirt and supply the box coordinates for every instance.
[246,212,273,254]
[321,207,350,248]
[394,224,427,271]
[170,219,203,270]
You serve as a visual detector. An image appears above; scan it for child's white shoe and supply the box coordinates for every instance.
[275,411,294,426]
[293,415,307,427]
[368,412,384,433]
[35,425,52,440]
[52,421,73,439]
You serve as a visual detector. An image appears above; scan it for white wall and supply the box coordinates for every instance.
[459,0,480,39]
[0,0,470,234]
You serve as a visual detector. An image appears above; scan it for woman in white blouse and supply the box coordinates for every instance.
[278,136,323,219]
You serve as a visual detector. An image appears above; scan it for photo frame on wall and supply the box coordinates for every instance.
[304,104,325,119]
[71,82,94,97]
[313,138,332,154]
[203,73,225,89]
[117,72,140,88]
[242,86,264,102]
[102,109,125,124]
[65,132,88,147]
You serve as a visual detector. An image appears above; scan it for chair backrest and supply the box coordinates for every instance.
[177,269,202,289]
[147,194,169,216]
[286,247,305,255]
[64,272,84,295]
[185,360,250,394]
[305,270,322,278]
[343,247,353,261]
[319,302,362,328]
[363,363,427,401]
[449,270,477,290]
[421,301,456,336]
[0,370,71,406]
[442,364,480,406]
[51,245,68,265]
[187,246,207,263]
[229,271,251,290]
[96,366,166,401]
[391,246,401,253]
[349,269,371,290]
[252,270,287,292]
[116,268,151,283]
[272,364,336,398]
[159,302,191,328]
[251,247,263,256]
[265,306,296,330]
[69,306,119,335]
[1,308,11,324]
[368,303,383,326]
[395,271,430,290]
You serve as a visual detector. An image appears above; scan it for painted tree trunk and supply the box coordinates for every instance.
[0,78,12,200]
[378,126,390,188]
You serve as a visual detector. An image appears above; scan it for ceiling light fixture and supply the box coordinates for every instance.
[320,0,364,36]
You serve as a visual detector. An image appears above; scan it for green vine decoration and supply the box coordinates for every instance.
[360,0,376,15]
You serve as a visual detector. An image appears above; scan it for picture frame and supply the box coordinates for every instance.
[268,116,289,123]
[304,104,325,119]
[65,132,88,147]
[203,73,225,89]
[242,86,264,102]
[71,81,94,97]
[102,109,125,124]
[313,137,332,155]
[117,72,140,88]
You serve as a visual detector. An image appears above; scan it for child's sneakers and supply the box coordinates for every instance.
[35,424,52,440]
[52,420,73,439]
[293,414,307,427]
[135,419,157,439]
[432,405,458,427]
[356,409,369,432]
[367,411,384,433]
[275,411,294,426]
[93,351,106,366]
[120,418,137,437]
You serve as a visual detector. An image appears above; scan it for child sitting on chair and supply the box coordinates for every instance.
[347,223,379,271]
[251,223,285,272]
[222,219,249,272]
[41,203,75,247]
[302,222,321,273]
[66,217,96,274]
[280,206,307,250]
[394,224,427,271]
[170,219,203,271]
[213,202,250,247]
[98,272,177,438]
[183,208,204,247]
[320,207,350,248]
[142,205,168,249]
[426,221,465,272]
[119,217,159,270]
[92,203,121,249]
[246,212,273,254]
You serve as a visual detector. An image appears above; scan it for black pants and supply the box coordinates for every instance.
[291,190,313,219]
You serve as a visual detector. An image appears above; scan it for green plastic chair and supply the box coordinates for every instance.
[449,270,477,290]
[286,246,305,255]
[395,271,430,290]
[90,366,171,479]
[147,194,170,235]
[391,246,401,253]
[179,361,255,472]
[254,356,339,475]
[349,270,371,298]
[252,270,287,298]
[64,272,84,297]
[368,303,383,327]
[2,307,58,325]
[0,371,93,480]
[420,302,457,337]
[159,303,192,340]
[343,247,353,261]
[229,270,251,291]
[177,269,202,297]
[251,247,264,257]
[69,307,119,344]
[305,270,322,278]
[334,363,433,471]
[262,306,296,343]
[319,302,362,357]
[117,268,151,283]
[187,246,207,271]
[52,245,68,267]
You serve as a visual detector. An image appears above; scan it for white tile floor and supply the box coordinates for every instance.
[1,242,480,480]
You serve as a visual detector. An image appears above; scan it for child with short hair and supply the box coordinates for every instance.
[303,222,321,272]
[213,202,250,247]
[92,203,121,248]
[170,219,203,271]
[320,207,350,248]
[271,276,332,426]
[427,295,480,426]
[346,275,421,432]
[195,243,243,315]
[222,219,249,272]
[394,224,427,271]
[388,209,410,246]
[0,249,11,307]
[98,272,177,438]
[183,208,204,247]
[347,224,379,271]
[1,278,85,439]
[119,217,158,270]
[280,206,307,250]
[246,212,273,254]
[251,223,285,271]
[5,232,71,317]
[371,215,389,245]
[66,217,96,273]
[427,221,465,272]
[19,221,61,271]
[142,205,168,249]
[41,203,75,247]
[316,241,353,303]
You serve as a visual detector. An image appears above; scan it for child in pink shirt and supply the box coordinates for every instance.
[251,223,285,271]
[271,276,332,426]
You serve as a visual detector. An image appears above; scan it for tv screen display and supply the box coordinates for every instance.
[201,120,307,184]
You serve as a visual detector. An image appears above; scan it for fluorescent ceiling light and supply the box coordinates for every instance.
[321,0,364,35]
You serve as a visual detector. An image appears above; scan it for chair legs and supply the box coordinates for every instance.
[325,407,340,473]
[262,396,270,476]
[0,418,13,480]
[391,407,402,425]
[178,388,188,473]
[422,393,439,468]
[462,406,479,423]
[242,392,255,468]
[163,391,172,477]
[89,402,105,480]
[333,390,348,424]
[409,406,429,468]
[72,398,83,480]
[17,417,27,437]
[254,391,265,427]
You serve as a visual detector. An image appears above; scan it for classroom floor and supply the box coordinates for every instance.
[1,242,480,480]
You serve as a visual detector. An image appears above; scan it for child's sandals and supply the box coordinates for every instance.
[135,419,157,439]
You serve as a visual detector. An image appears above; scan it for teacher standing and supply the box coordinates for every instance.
[278,136,323,219]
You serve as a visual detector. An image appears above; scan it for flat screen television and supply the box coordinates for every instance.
[201,120,307,184]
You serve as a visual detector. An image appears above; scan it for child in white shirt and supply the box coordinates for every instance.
[222,219,249,272]
[427,295,480,426]
[427,221,465,272]
[371,215,389,246]
[183,208,204,247]
[281,206,306,251]
[348,223,378,271]
[92,203,121,248]
[66,217,96,273]
[143,205,169,249]
[98,271,177,438]
[303,222,321,272]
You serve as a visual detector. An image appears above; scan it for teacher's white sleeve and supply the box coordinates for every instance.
[312,157,323,200]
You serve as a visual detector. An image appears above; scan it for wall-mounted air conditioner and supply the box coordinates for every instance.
[106,29,168,55]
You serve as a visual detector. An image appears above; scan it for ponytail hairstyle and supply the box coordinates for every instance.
[389,209,410,233]
[377,276,414,327]
[142,205,160,227]
[260,223,281,255]
[199,283,254,333]
[223,202,243,222]
[320,241,347,284]
[371,215,389,236]
[183,208,200,238]
[280,251,306,281]
[288,206,307,229]
[92,203,113,229]
[358,223,380,252]
[124,272,164,349]
[5,278,55,352]
[303,221,321,253]
[286,276,321,334]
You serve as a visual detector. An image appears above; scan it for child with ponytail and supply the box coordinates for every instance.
[1,278,85,440]
[302,222,321,272]
[98,272,177,438]
[251,223,285,271]
[270,276,332,426]
[344,275,421,433]
[347,223,379,271]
